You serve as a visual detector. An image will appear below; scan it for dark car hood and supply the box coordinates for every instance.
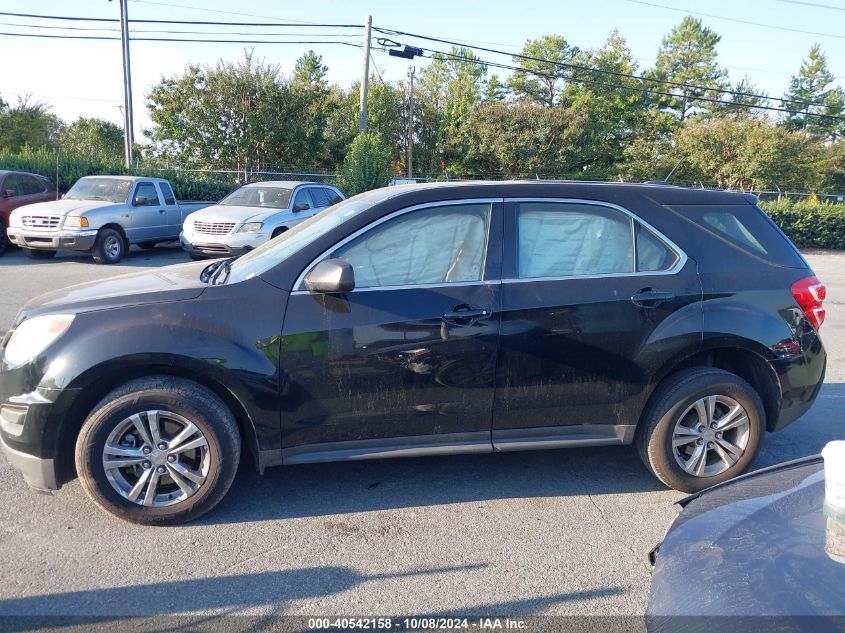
[647,457,844,622]
[18,261,210,322]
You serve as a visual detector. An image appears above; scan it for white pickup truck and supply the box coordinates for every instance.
[6,175,214,264]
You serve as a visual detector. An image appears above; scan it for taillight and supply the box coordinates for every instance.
[791,275,826,331]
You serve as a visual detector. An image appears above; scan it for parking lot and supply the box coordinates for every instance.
[0,244,842,617]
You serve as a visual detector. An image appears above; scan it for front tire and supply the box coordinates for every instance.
[92,228,126,264]
[636,368,764,493]
[75,376,241,525]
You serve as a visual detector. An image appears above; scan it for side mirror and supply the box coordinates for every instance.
[293,202,310,212]
[304,259,355,294]
[3,189,15,198]
[133,195,145,206]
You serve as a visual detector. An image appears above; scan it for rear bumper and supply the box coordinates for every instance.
[770,338,826,433]
[6,227,97,251]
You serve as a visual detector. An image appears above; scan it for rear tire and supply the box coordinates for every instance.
[636,368,765,493]
[92,228,126,264]
[75,376,241,525]
[22,247,56,259]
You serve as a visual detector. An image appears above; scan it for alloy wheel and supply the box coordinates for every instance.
[671,395,751,477]
[102,410,210,507]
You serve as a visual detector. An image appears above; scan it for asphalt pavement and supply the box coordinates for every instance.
[0,244,842,617]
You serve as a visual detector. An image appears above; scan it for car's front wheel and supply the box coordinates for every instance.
[637,368,764,493]
[92,228,126,264]
[75,376,241,525]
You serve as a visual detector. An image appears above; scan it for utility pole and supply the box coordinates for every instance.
[407,65,415,179]
[358,15,372,133]
[117,0,135,168]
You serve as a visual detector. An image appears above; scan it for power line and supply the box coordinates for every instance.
[128,0,323,24]
[389,44,845,121]
[0,31,363,47]
[777,0,845,11]
[0,20,363,38]
[373,26,831,109]
[0,11,361,28]
[622,0,845,40]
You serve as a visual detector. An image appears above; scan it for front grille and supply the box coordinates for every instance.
[193,221,235,236]
[21,215,61,229]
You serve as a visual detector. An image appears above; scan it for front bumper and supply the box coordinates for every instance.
[0,430,58,491]
[6,227,97,251]
[180,230,267,258]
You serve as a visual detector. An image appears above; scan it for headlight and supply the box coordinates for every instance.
[64,216,89,228]
[237,222,263,233]
[3,314,75,366]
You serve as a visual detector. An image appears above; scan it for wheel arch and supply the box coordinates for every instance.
[643,340,781,434]
[52,356,260,485]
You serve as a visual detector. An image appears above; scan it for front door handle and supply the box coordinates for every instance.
[631,288,675,308]
[442,305,491,324]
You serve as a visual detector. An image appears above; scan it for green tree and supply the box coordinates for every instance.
[146,52,323,172]
[783,44,844,140]
[293,50,328,88]
[59,117,123,160]
[566,30,650,175]
[650,16,728,122]
[460,102,590,177]
[337,131,392,196]
[0,96,63,152]
[716,77,769,118]
[673,117,825,190]
[484,74,508,103]
[508,35,578,107]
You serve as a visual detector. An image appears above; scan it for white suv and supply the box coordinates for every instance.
[180,181,344,259]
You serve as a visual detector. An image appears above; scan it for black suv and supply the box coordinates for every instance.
[0,182,827,524]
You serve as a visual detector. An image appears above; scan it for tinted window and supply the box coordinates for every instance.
[159,182,176,205]
[292,189,314,211]
[637,224,679,272]
[20,175,45,195]
[135,183,160,206]
[332,203,491,288]
[327,188,343,205]
[668,204,806,267]
[517,202,634,278]
[309,188,331,208]
[2,175,21,197]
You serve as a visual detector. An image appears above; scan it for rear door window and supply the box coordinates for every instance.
[636,224,679,272]
[516,202,634,278]
[309,188,331,208]
[20,175,45,195]
[668,204,806,268]
[159,182,176,205]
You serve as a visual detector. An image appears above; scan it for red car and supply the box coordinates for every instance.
[0,170,57,254]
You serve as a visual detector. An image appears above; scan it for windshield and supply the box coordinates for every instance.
[226,189,397,285]
[218,186,293,209]
[65,178,132,203]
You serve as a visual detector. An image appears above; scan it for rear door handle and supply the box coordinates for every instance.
[631,288,674,307]
[442,306,491,324]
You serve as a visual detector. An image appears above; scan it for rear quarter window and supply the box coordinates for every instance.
[667,203,807,268]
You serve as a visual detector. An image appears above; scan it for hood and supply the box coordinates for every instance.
[9,199,117,218]
[189,204,283,225]
[647,457,845,618]
[17,260,210,322]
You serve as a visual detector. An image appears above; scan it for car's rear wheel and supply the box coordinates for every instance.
[636,368,764,493]
[75,376,241,525]
[92,228,126,264]
[22,247,56,259]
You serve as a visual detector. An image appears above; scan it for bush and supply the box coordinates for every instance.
[336,132,392,197]
[0,148,239,201]
[760,199,845,250]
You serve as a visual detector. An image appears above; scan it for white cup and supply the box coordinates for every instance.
[822,440,845,513]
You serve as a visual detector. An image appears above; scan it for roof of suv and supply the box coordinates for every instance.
[376,180,758,205]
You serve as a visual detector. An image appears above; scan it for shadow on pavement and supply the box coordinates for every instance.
[0,564,626,619]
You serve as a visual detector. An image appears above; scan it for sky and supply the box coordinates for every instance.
[1,0,844,141]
